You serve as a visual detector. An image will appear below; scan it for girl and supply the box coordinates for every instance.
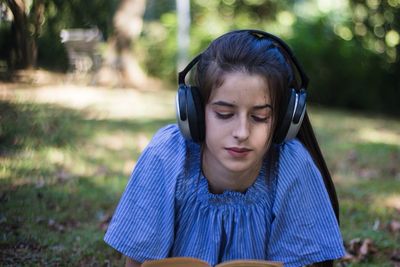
[104,30,345,267]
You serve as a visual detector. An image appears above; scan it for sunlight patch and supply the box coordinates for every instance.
[384,195,400,211]
[357,127,400,146]
[5,85,175,120]
[94,133,129,151]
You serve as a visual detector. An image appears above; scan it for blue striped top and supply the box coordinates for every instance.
[104,124,345,267]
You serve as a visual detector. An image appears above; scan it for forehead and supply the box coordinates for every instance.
[209,71,270,104]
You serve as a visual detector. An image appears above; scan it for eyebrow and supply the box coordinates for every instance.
[211,101,273,110]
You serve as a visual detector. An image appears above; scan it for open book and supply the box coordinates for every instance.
[142,257,283,267]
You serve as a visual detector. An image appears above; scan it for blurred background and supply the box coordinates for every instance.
[1,0,400,114]
[0,0,399,266]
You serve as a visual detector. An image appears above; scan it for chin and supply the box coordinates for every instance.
[223,161,253,173]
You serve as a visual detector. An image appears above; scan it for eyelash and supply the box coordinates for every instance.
[215,112,270,123]
[215,113,232,120]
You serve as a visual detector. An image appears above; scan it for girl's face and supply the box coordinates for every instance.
[203,71,273,176]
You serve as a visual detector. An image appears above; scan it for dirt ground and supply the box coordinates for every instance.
[0,69,176,120]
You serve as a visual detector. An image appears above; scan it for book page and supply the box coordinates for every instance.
[142,257,283,267]
[216,260,283,267]
[142,257,210,267]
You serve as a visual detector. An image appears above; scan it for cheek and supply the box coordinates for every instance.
[205,108,220,128]
[254,124,273,146]
[204,117,221,150]
[204,110,219,138]
[204,109,213,129]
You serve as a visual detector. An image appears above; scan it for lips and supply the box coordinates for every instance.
[225,147,252,158]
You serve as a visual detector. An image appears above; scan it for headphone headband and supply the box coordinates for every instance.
[176,29,308,144]
[178,29,309,90]
[178,54,202,85]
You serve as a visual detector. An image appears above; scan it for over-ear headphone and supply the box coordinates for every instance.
[176,29,309,144]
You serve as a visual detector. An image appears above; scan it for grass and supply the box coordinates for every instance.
[0,85,399,266]
[309,107,400,266]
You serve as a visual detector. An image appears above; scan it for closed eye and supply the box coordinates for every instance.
[215,112,233,120]
[252,115,270,123]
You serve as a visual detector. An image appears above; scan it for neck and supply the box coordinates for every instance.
[201,148,263,194]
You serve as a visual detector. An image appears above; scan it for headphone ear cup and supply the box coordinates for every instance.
[273,88,306,144]
[186,86,205,142]
[176,85,191,140]
[284,89,306,141]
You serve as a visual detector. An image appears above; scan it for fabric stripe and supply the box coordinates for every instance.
[104,124,345,267]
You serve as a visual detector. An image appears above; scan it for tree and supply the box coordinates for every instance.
[96,0,147,87]
[4,0,44,69]
[30,0,44,66]
[5,0,31,69]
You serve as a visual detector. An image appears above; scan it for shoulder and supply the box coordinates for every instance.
[272,139,327,224]
[148,124,186,148]
[128,124,189,190]
[276,138,321,186]
[278,138,316,172]
[144,124,187,157]
[279,138,312,164]
[140,124,200,174]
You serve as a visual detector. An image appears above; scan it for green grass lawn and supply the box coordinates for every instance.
[1,86,399,266]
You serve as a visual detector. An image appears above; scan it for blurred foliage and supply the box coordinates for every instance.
[1,0,399,115]
[137,0,400,115]
[290,18,399,115]
[35,0,118,70]
[0,0,118,70]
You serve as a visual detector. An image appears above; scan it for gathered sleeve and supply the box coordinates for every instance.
[104,125,186,262]
[267,140,345,267]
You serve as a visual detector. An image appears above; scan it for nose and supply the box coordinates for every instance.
[232,115,250,141]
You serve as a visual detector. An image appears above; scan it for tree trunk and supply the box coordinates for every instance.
[6,0,34,69]
[96,0,147,88]
[176,0,191,71]
[31,0,45,66]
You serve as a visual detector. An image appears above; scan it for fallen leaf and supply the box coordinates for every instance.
[348,238,362,254]
[388,220,400,233]
[340,251,356,262]
[359,238,376,259]
[343,238,377,263]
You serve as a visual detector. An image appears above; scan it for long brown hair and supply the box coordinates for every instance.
[193,30,339,222]
[193,29,338,267]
